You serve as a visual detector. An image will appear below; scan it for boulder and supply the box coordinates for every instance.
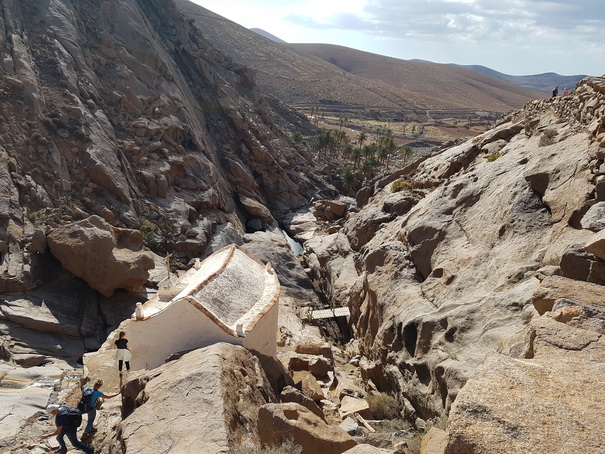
[584,228,605,260]
[382,192,416,216]
[293,371,325,402]
[258,402,357,454]
[532,274,605,315]
[314,200,348,220]
[115,343,276,454]
[339,395,372,420]
[343,445,393,454]
[559,246,605,285]
[295,341,334,360]
[238,195,274,223]
[343,206,393,251]
[47,216,155,296]
[580,201,605,231]
[309,356,332,378]
[420,427,447,454]
[280,385,325,419]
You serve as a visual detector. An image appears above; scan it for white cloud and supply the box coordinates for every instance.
[190,0,605,75]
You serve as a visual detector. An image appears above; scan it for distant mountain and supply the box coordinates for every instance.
[450,64,587,95]
[250,28,285,43]
[176,0,544,112]
[291,43,545,111]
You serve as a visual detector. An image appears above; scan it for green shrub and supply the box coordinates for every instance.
[28,209,49,225]
[139,218,158,243]
[485,152,502,162]
[485,151,504,162]
[392,180,412,193]
[291,131,303,143]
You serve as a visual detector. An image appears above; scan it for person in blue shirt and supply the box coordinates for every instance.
[82,379,120,436]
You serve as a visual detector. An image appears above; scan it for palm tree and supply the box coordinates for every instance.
[356,130,367,151]
[342,166,358,191]
[342,143,355,163]
[362,143,377,160]
[351,146,363,172]
[313,129,338,163]
[378,134,396,169]
[399,145,414,164]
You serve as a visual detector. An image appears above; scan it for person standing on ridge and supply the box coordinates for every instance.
[563,87,569,96]
[552,86,559,97]
[114,331,131,374]
[81,379,120,437]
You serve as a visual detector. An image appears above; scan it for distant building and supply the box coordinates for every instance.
[120,244,280,370]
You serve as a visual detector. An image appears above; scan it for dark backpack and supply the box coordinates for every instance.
[77,387,94,413]
[56,406,83,428]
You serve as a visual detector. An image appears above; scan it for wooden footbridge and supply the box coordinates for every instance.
[310,306,350,319]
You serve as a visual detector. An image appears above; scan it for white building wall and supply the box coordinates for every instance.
[128,302,242,370]
[242,302,279,358]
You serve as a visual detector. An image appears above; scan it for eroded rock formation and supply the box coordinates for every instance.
[293,76,605,451]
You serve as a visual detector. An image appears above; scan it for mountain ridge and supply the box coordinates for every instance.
[249,26,584,96]
[177,2,544,113]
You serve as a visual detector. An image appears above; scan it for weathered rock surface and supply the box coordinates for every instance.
[531,274,605,315]
[110,343,277,454]
[445,314,605,454]
[47,216,155,296]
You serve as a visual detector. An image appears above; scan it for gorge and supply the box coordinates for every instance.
[1,1,604,453]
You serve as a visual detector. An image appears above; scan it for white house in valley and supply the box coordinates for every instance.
[112,244,280,370]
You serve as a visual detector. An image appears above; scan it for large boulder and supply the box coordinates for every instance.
[112,343,276,454]
[258,402,357,454]
[47,216,155,296]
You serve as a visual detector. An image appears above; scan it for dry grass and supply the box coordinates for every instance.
[229,439,303,454]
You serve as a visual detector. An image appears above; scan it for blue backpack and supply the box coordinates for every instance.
[77,387,94,413]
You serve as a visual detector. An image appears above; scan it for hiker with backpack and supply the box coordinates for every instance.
[42,404,94,454]
[79,379,120,437]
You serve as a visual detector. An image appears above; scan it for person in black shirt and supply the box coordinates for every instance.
[114,331,131,374]
[42,404,93,454]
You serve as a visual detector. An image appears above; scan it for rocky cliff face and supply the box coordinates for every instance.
[0,0,333,363]
[294,76,605,450]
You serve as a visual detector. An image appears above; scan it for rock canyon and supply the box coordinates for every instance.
[0,1,604,453]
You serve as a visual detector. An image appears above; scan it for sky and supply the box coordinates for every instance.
[189,0,604,77]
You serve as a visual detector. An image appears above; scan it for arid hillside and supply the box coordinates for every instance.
[290,43,545,111]
[175,0,544,113]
